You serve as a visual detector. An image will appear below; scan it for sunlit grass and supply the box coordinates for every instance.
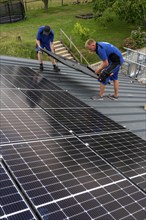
[0,3,139,64]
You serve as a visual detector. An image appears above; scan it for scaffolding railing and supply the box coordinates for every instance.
[121,48,146,82]
[124,47,146,65]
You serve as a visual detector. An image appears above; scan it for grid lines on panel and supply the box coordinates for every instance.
[2,74,60,91]
[80,131,146,192]
[37,179,145,220]
[0,89,32,109]
[0,108,70,144]
[46,108,126,135]
[1,137,132,219]
[0,65,36,78]
[21,90,89,109]
[0,163,35,220]
[0,75,15,89]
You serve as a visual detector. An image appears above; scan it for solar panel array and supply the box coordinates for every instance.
[0,161,36,220]
[0,64,146,220]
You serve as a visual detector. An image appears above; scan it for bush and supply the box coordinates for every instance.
[123,27,146,49]
[131,27,146,48]
[123,37,136,49]
[98,8,115,26]
[72,22,90,41]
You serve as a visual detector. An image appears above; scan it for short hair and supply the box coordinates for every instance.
[85,39,96,47]
[44,25,51,33]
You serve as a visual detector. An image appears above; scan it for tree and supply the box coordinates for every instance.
[92,0,146,25]
[93,0,115,15]
[42,0,48,10]
[92,0,116,26]
[113,0,146,24]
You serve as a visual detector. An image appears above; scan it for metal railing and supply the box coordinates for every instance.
[121,47,146,82]
[59,29,90,65]
[124,47,146,65]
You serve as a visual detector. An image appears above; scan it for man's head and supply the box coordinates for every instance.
[85,39,96,52]
[44,26,51,35]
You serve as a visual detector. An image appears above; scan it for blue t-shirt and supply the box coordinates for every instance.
[96,42,124,64]
[36,26,54,47]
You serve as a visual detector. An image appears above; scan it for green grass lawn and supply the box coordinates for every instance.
[0,3,138,64]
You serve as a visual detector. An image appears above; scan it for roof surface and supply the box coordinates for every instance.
[1,55,145,141]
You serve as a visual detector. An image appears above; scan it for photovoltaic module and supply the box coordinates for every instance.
[0,64,145,220]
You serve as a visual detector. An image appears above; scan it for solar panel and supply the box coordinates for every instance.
[0,108,71,144]
[46,108,126,135]
[1,65,88,108]
[80,131,146,192]
[1,137,145,220]
[0,161,36,220]
[1,63,145,220]
[21,90,89,109]
[0,89,33,109]
[2,74,60,91]
[0,65,35,77]
[38,180,145,220]
[0,75,15,89]
[42,48,98,79]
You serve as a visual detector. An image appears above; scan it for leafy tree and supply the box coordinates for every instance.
[113,0,146,24]
[93,0,115,16]
[92,0,146,25]
[42,0,48,10]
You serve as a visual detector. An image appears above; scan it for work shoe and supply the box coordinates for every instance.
[91,95,103,100]
[108,94,118,100]
[39,64,44,71]
[53,65,60,72]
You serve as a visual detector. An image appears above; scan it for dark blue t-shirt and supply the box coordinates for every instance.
[36,26,54,48]
[96,42,124,64]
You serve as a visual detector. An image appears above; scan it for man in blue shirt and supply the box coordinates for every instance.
[36,25,60,72]
[85,39,124,100]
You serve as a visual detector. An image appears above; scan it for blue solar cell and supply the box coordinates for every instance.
[3,201,27,215]
[0,207,5,217]
[0,163,35,219]
[8,210,35,220]
[32,194,53,206]
[0,186,18,197]
[1,194,22,206]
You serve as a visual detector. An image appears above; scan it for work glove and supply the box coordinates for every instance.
[38,46,43,51]
[98,70,113,83]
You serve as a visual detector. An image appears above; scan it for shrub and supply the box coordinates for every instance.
[72,22,90,41]
[123,27,146,49]
[98,8,115,26]
[123,37,136,49]
[131,27,146,48]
